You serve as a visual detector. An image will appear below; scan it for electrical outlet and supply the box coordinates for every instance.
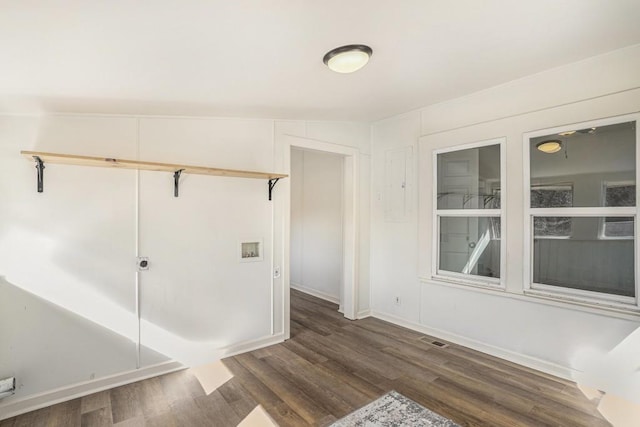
[273,266,281,278]
[394,296,401,305]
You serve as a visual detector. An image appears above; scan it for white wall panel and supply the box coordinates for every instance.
[0,115,139,401]
[137,118,274,367]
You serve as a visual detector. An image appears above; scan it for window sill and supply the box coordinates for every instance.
[420,277,640,321]
[430,274,505,291]
[524,288,638,314]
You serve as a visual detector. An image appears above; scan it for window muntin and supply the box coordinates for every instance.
[525,117,638,308]
[434,139,504,288]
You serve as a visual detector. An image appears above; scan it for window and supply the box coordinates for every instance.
[524,115,639,309]
[433,138,505,288]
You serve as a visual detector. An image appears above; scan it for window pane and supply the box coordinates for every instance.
[437,144,500,209]
[534,216,571,238]
[533,217,635,297]
[439,217,500,278]
[603,217,634,238]
[531,184,573,208]
[530,121,636,208]
[605,183,635,207]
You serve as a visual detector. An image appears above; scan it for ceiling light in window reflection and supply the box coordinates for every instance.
[536,140,562,153]
[558,131,575,136]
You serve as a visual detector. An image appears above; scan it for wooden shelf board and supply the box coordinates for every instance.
[21,151,287,180]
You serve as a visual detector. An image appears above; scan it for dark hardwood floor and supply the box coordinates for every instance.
[1,289,612,426]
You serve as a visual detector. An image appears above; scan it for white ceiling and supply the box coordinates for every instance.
[1,0,640,122]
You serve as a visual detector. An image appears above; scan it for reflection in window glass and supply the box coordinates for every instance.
[531,184,573,208]
[534,217,571,238]
[605,183,636,207]
[437,144,501,209]
[439,217,500,279]
[533,217,635,297]
[603,217,634,238]
[530,121,636,208]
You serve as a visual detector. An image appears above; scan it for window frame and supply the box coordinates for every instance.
[523,114,640,311]
[432,137,506,290]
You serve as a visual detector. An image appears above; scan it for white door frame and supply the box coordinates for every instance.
[283,135,359,339]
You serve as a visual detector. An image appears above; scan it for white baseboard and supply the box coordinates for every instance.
[370,310,579,382]
[291,283,340,305]
[0,332,286,421]
[0,360,183,420]
[357,309,372,319]
[218,333,285,359]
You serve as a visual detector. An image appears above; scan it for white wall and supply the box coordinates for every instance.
[290,148,343,303]
[371,45,640,402]
[0,114,370,416]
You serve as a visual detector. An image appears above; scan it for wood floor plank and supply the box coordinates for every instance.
[261,353,356,418]
[234,352,331,424]
[145,411,178,427]
[217,380,259,420]
[80,390,111,414]
[266,401,311,427]
[137,377,171,418]
[80,408,112,427]
[46,399,82,427]
[168,398,210,427]
[12,407,50,427]
[221,357,285,410]
[110,382,143,424]
[281,337,329,364]
[194,390,241,427]
[158,371,205,405]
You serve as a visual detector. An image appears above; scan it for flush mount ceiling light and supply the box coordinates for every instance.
[536,140,562,154]
[323,44,373,73]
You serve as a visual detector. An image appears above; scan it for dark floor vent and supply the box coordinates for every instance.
[420,337,449,348]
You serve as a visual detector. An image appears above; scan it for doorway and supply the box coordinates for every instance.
[290,148,344,310]
[282,135,359,339]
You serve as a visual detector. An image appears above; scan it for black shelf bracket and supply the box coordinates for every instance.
[174,169,185,197]
[268,178,280,201]
[33,156,45,193]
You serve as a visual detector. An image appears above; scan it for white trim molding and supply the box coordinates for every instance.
[370,310,579,382]
[0,361,183,421]
[0,332,285,421]
[291,283,340,305]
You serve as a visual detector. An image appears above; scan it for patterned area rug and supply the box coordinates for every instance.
[330,391,460,427]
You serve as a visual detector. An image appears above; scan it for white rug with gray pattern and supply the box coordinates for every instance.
[330,391,460,427]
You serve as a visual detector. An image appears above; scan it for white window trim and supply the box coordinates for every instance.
[523,113,640,311]
[432,137,506,290]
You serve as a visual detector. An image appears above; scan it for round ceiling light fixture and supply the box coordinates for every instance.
[536,140,562,154]
[323,44,373,73]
